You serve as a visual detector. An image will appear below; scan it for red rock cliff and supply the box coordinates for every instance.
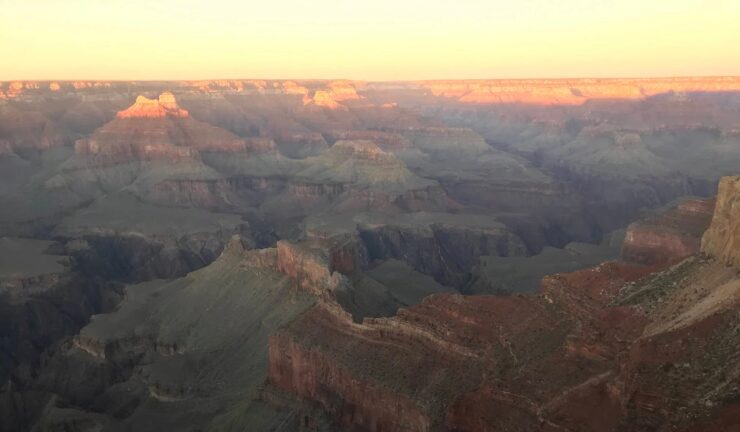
[621,198,715,266]
[266,180,740,431]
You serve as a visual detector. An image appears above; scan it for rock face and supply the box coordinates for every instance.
[115,92,189,118]
[1,239,317,432]
[268,261,655,431]
[267,176,740,432]
[268,303,434,432]
[701,176,740,267]
[275,240,348,296]
[0,237,121,403]
[305,81,362,110]
[356,213,526,286]
[622,198,715,265]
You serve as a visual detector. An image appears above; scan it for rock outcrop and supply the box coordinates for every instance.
[305,81,362,110]
[622,198,715,265]
[268,260,654,431]
[275,240,348,296]
[701,176,740,267]
[115,92,189,119]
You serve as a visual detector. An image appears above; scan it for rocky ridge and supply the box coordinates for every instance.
[265,175,740,431]
[418,77,740,105]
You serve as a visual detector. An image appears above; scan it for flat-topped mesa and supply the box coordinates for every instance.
[116,92,189,119]
[701,176,740,267]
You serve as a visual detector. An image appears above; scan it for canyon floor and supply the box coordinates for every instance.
[1,79,740,431]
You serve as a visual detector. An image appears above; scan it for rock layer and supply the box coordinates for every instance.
[622,198,715,265]
[701,176,740,267]
[267,176,740,431]
[116,92,189,118]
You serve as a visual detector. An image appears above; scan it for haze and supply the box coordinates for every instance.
[2,0,740,80]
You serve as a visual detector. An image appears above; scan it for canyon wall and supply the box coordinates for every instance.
[622,198,715,265]
[266,175,740,432]
[701,176,740,267]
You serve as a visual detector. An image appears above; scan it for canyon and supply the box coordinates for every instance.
[1,78,740,431]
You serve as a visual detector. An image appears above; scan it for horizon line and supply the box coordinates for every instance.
[3,75,740,84]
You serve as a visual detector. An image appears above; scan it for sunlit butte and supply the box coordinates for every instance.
[2,0,740,80]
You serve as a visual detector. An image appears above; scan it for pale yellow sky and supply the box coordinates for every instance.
[2,0,740,80]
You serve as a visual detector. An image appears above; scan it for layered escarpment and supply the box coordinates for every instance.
[268,260,655,431]
[305,81,363,110]
[286,140,454,212]
[267,175,740,432]
[299,140,430,190]
[622,198,715,265]
[74,92,245,164]
[419,77,740,105]
[306,211,527,287]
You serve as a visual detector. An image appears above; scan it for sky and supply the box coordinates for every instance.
[2,0,740,81]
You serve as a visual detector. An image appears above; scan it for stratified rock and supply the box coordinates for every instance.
[701,176,740,267]
[420,77,740,105]
[267,260,652,431]
[268,176,740,432]
[115,92,189,119]
[298,140,432,190]
[75,92,245,164]
[622,198,715,265]
[305,81,362,110]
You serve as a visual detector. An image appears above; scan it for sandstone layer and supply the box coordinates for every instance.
[267,175,740,431]
[622,198,715,265]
